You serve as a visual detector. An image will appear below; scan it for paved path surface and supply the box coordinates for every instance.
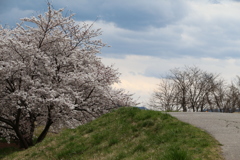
[168,112,240,160]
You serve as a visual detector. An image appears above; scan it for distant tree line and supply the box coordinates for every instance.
[149,66,240,112]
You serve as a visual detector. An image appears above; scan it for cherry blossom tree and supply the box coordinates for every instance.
[0,4,136,149]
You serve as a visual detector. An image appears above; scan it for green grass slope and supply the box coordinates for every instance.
[2,107,223,160]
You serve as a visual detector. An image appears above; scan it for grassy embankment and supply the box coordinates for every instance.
[1,107,224,160]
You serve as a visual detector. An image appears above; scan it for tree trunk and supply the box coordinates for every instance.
[14,126,29,149]
[36,118,53,143]
[182,97,187,112]
[192,105,195,112]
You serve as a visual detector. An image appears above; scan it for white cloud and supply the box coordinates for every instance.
[83,0,240,59]
[100,55,160,106]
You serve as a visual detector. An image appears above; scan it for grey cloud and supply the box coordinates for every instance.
[2,0,240,60]
[0,0,190,30]
[208,0,221,4]
[98,0,240,59]
[51,0,190,30]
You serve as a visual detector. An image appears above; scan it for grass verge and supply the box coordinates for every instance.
[1,107,224,160]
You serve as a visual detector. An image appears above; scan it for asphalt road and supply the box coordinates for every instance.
[168,112,240,160]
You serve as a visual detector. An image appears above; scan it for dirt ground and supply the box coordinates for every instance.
[0,142,19,149]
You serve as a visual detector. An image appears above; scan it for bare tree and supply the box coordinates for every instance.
[149,79,181,111]
[207,79,229,112]
[149,66,240,113]
[203,77,240,113]
[167,67,191,112]
[225,83,240,112]
[186,67,218,112]
[149,66,220,112]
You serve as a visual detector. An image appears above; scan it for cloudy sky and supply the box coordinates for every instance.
[1,0,240,106]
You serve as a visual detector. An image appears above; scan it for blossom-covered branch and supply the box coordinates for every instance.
[0,3,137,149]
